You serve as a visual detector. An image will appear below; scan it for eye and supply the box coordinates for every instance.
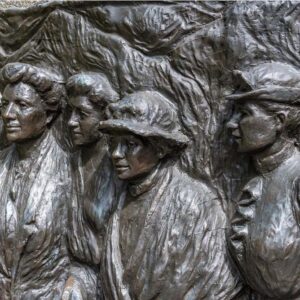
[19,101,29,108]
[79,111,89,118]
[240,110,250,118]
[1,100,8,108]
[126,139,139,149]
[108,137,118,149]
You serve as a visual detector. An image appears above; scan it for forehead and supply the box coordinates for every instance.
[236,100,260,110]
[68,95,94,109]
[3,82,38,100]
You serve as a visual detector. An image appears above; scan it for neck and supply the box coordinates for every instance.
[128,162,163,197]
[252,136,295,173]
[16,130,47,160]
[253,137,287,161]
[80,137,106,166]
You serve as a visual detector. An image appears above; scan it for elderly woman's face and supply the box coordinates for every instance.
[68,96,103,146]
[227,101,278,153]
[109,133,160,181]
[1,82,47,143]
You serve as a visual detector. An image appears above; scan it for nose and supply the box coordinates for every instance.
[68,111,79,128]
[112,143,125,160]
[3,103,17,120]
[226,114,239,130]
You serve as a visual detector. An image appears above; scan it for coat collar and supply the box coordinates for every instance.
[253,142,295,174]
[128,163,165,197]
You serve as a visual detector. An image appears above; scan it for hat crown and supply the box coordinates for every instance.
[237,62,300,91]
[106,90,181,135]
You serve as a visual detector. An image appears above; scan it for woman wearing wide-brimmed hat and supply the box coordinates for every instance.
[99,90,243,300]
[227,62,300,299]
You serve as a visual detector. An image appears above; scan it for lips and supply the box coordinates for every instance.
[115,163,129,172]
[71,129,82,136]
[116,165,129,169]
[232,129,241,139]
[6,125,21,132]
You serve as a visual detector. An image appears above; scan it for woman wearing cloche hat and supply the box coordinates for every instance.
[99,90,244,300]
[227,62,300,299]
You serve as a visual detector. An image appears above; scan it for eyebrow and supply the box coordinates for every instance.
[69,101,94,111]
[16,97,31,103]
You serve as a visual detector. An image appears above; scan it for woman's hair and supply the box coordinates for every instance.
[66,72,119,109]
[259,101,300,138]
[0,62,65,116]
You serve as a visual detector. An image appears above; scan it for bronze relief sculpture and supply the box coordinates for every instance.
[227,62,300,299]
[0,1,300,299]
[0,62,70,299]
[99,91,243,300]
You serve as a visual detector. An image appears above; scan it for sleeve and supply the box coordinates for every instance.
[292,177,300,226]
[63,262,102,300]
[159,186,245,300]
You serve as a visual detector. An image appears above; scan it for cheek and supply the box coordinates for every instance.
[81,116,100,133]
[129,149,158,171]
[241,118,277,144]
[19,109,47,128]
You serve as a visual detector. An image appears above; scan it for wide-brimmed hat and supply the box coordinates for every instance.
[99,90,188,148]
[226,62,300,104]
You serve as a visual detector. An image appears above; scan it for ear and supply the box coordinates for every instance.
[46,111,55,125]
[156,143,171,159]
[275,112,287,132]
[157,150,165,159]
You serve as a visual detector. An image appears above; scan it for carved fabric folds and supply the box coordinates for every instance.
[67,140,121,299]
[0,131,71,299]
[229,145,300,299]
[102,162,243,300]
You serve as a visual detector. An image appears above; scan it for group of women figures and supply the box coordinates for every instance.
[0,61,299,300]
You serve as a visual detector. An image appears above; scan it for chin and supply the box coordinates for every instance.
[117,172,130,180]
[6,133,22,143]
[237,146,249,153]
[72,137,87,146]
[73,140,83,146]
[238,144,264,153]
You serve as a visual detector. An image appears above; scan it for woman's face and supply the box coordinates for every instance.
[109,133,160,181]
[227,101,279,153]
[68,96,103,146]
[1,82,47,143]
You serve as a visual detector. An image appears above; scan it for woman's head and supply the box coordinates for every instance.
[109,133,163,180]
[66,72,119,146]
[227,62,300,153]
[99,90,189,180]
[0,63,65,143]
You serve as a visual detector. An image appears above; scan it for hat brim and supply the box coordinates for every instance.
[99,119,188,148]
[226,87,300,104]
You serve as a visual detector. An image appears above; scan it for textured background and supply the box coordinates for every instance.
[0,0,47,8]
[0,1,298,212]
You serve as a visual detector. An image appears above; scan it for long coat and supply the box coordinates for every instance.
[0,132,71,300]
[67,139,121,299]
[229,144,300,299]
[101,162,243,300]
